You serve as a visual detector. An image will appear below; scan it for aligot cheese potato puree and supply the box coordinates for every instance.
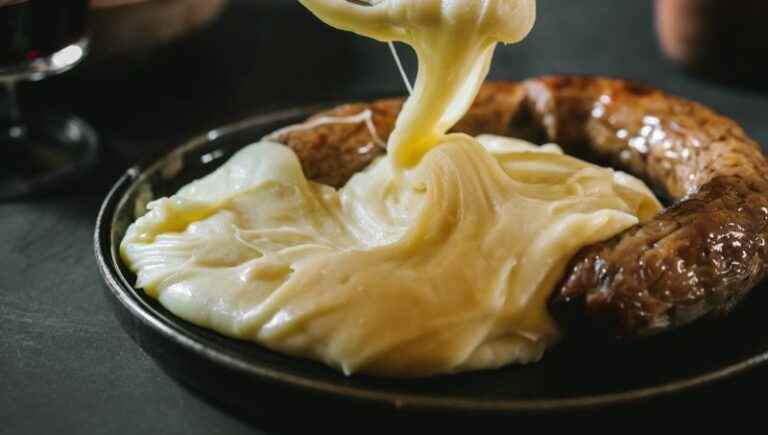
[121,0,662,377]
[121,136,660,377]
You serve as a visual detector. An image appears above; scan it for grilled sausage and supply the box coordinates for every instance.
[272,76,768,337]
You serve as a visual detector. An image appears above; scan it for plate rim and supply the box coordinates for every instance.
[94,107,768,413]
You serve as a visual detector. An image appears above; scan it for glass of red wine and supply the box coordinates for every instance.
[1,0,96,199]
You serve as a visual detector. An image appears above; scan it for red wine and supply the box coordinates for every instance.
[0,0,88,66]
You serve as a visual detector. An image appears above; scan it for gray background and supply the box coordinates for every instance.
[3,0,768,433]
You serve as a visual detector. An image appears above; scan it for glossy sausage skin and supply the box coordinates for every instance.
[273,76,768,337]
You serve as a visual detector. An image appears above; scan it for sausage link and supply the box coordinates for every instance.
[273,76,768,337]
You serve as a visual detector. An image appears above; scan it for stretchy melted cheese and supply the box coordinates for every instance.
[298,0,536,167]
[121,0,663,377]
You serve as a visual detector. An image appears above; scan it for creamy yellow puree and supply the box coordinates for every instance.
[121,0,662,377]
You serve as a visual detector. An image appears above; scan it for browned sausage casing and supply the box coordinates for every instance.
[272,76,768,338]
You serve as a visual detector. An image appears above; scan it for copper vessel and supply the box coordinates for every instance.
[656,0,768,83]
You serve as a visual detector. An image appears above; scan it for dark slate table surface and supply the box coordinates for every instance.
[3,1,768,433]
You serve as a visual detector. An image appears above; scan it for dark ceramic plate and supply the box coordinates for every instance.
[95,106,768,415]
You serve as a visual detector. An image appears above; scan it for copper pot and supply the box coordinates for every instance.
[656,0,768,82]
[89,0,227,58]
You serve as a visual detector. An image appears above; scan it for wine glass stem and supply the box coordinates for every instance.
[2,80,21,128]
